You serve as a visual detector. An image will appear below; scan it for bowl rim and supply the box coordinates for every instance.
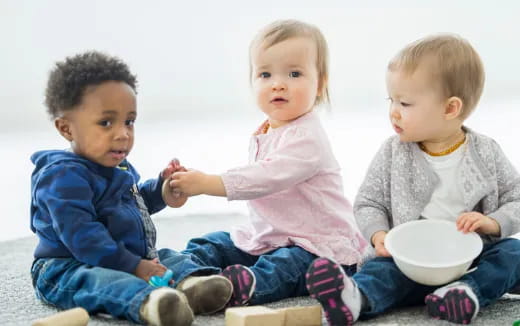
[385,219,483,268]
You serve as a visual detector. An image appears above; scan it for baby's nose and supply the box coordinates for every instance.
[271,80,286,91]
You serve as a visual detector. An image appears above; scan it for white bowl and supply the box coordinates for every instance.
[385,219,483,286]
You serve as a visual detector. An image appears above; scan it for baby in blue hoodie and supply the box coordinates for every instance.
[30,51,233,325]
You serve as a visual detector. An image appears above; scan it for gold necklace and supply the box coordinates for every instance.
[261,122,270,134]
[419,135,466,157]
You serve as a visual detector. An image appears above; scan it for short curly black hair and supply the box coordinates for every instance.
[44,51,137,119]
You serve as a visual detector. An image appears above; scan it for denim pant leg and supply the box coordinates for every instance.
[459,238,520,307]
[180,231,258,268]
[158,248,221,285]
[354,257,435,319]
[248,246,318,305]
[31,257,154,324]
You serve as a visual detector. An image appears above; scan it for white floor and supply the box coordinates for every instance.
[1,99,519,242]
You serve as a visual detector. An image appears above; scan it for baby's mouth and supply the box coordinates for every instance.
[271,97,288,103]
[109,150,128,159]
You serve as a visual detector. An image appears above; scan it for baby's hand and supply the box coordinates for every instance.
[371,230,392,257]
[456,211,500,236]
[161,158,187,179]
[169,170,208,196]
[161,159,188,208]
[134,258,168,283]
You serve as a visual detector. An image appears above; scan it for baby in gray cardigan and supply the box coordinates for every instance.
[306,34,520,325]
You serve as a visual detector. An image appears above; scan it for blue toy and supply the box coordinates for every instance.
[148,269,173,287]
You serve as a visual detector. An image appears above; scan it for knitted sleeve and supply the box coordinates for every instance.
[354,138,394,244]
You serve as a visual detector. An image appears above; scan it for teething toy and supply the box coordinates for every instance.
[148,269,173,287]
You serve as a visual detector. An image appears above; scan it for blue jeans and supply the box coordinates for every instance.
[354,238,520,319]
[181,231,356,304]
[31,248,219,324]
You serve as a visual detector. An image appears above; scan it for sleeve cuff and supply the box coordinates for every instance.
[220,172,237,201]
[98,246,142,274]
[363,223,390,246]
[488,211,513,239]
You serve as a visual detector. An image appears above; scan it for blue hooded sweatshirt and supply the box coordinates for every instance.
[30,150,166,274]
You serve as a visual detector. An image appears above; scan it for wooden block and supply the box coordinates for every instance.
[32,307,89,326]
[283,305,322,326]
[225,306,285,326]
[277,305,322,326]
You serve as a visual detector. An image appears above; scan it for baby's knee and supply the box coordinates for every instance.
[495,238,520,253]
[188,231,231,247]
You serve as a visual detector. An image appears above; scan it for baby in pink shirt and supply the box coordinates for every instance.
[168,19,367,307]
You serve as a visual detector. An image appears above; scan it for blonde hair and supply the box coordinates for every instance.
[249,19,330,106]
[388,34,485,120]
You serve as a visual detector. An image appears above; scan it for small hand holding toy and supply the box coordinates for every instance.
[148,269,173,287]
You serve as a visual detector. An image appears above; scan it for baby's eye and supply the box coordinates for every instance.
[400,102,411,107]
[289,71,301,78]
[99,120,112,127]
[126,119,135,126]
[259,72,271,78]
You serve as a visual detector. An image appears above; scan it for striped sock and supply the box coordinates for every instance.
[306,257,361,326]
[425,281,479,324]
[220,264,256,307]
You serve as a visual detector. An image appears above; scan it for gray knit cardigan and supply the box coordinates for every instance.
[354,127,520,244]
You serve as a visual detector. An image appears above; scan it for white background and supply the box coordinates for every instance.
[1,1,519,241]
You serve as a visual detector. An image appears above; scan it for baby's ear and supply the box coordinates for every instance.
[445,96,463,120]
[54,117,73,141]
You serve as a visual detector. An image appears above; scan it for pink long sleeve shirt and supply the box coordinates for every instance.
[221,111,368,265]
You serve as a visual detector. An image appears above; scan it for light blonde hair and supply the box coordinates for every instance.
[388,34,485,120]
[249,19,330,106]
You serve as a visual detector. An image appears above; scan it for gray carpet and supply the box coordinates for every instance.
[2,214,519,325]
